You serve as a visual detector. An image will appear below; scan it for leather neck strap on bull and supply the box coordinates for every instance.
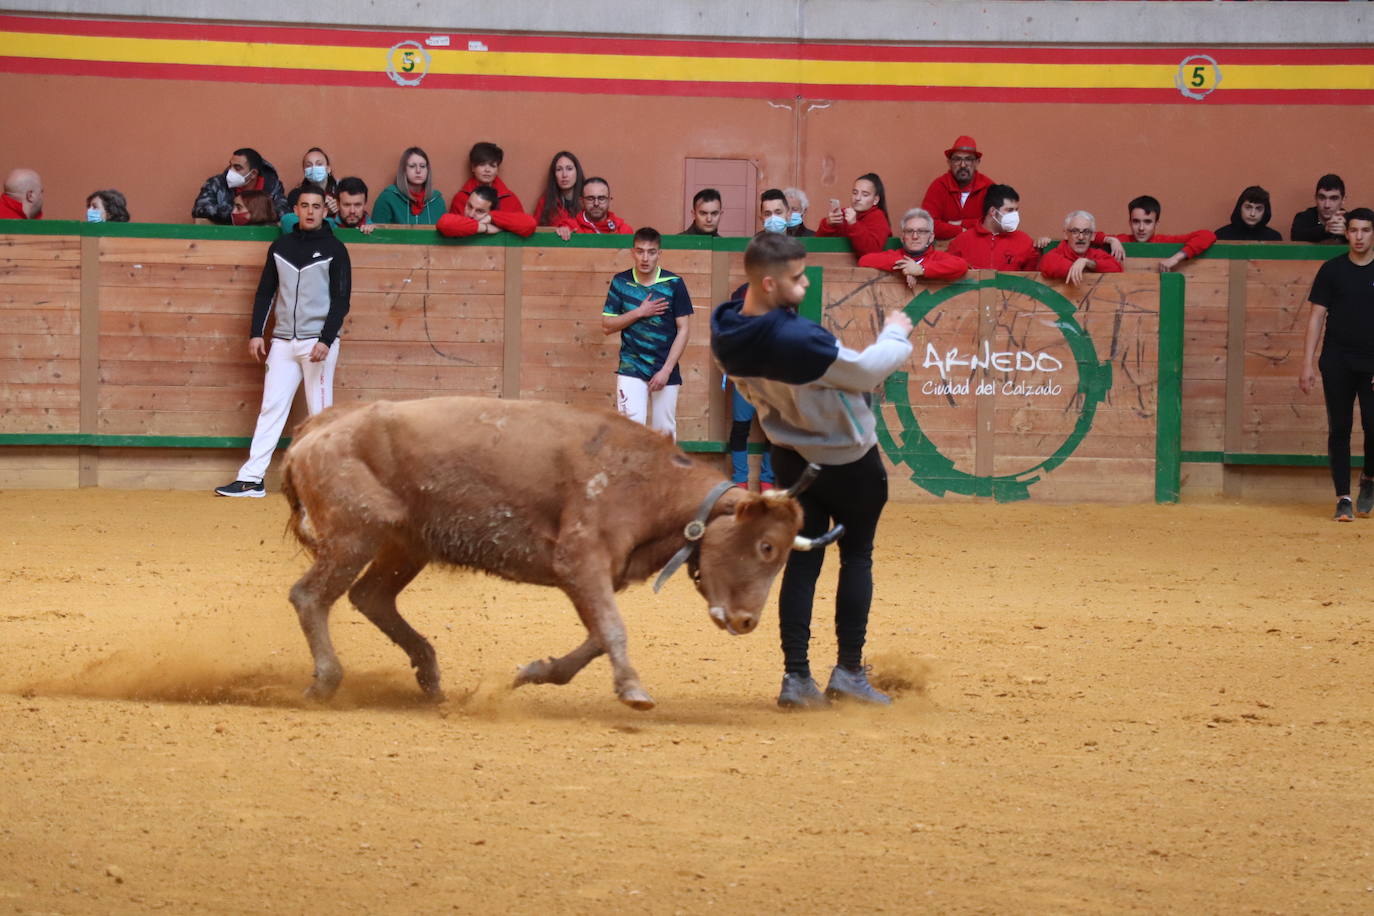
[653,480,737,594]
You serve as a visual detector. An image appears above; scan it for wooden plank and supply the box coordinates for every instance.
[503,247,522,399]
[0,235,81,260]
[975,271,996,477]
[79,236,100,486]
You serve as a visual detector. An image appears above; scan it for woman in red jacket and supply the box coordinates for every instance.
[817,172,892,257]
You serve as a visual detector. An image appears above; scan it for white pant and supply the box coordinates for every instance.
[615,375,679,440]
[238,338,339,481]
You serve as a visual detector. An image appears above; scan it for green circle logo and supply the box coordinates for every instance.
[875,274,1113,502]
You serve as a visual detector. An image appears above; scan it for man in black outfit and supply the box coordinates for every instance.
[1291,174,1348,244]
[1299,207,1374,520]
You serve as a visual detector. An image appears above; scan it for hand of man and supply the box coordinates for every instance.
[1327,212,1346,236]
[1035,236,1053,249]
[1066,257,1091,285]
[895,257,925,279]
[638,295,669,318]
[1299,364,1317,395]
[249,337,267,362]
[309,341,330,362]
[358,223,375,235]
[648,367,672,392]
[1106,237,1126,261]
[884,310,913,336]
[905,275,919,291]
[325,195,339,216]
[1158,253,1184,273]
[555,225,572,241]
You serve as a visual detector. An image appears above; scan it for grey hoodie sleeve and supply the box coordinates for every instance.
[816,322,913,392]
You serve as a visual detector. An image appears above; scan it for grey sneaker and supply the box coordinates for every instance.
[215,479,265,498]
[1334,497,1354,522]
[1357,478,1373,517]
[826,665,892,706]
[777,673,829,710]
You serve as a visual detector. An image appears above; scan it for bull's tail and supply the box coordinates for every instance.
[278,404,361,556]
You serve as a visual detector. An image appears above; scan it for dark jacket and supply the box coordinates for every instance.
[192,158,288,225]
[1215,191,1282,242]
[1290,206,1346,244]
[250,223,351,346]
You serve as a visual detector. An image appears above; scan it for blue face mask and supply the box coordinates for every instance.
[787,211,804,228]
[304,165,328,184]
[763,214,787,234]
[86,207,104,223]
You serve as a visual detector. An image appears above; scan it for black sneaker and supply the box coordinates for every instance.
[777,673,829,710]
[1357,478,1374,517]
[1333,496,1354,522]
[825,665,892,706]
[214,479,265,498]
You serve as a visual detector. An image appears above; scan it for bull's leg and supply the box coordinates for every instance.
[513,637,604,688]
[566,586,654,711]
[289,546,372,700]
[348,545,440,698]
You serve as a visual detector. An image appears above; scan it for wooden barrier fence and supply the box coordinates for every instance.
[0,222,1345,501]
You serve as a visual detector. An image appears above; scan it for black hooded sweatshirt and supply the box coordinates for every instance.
[1215,189,1282,241]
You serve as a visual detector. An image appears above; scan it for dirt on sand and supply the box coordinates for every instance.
[1,489,1371,914]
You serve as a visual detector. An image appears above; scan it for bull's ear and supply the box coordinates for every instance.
[732,493,767,521]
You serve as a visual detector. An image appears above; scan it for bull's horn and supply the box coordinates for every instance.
[793,523,845,551]
[783,463,823,498]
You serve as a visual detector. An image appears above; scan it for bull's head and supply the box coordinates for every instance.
[688,466,844,636]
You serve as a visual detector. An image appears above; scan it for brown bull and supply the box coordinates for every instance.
[279,395,821,709]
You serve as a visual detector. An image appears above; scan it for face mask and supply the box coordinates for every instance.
[225,168,248,189]
[997,209,1021,232]
[787,212,804,228]
[763,214,787,234]
[304,165,328,184]
[86,207,104,223]
[231,211,250,226]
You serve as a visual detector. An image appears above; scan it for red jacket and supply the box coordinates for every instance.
[1039,242,1123,280]
[0,194,35,220]
[436,209,536,238]
[558,210,633,235]
[816,206,891,257]
[947,222,1040,271]
[448,176,525,215]
[1098,229,1217,261]
[921,171,993,240]
[858,248,969,281]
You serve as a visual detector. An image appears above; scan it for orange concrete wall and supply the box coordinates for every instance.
[4,67,1371,241]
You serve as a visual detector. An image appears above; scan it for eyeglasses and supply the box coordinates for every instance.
[1067,228,1095,238]
[902,228,934,236]
[949,155,979,164]
[582,194,610,204]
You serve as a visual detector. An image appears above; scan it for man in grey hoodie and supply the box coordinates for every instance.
[710,233,913,708]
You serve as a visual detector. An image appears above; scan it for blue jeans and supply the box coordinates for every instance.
[730,388,774,485]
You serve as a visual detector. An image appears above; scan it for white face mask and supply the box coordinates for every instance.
[997,209,1021,232]
[304,165,328,184]
[225,168,249,189]
[86,207,104,223]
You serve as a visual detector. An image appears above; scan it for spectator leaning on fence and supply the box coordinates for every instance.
[682,187,722,236]
[859,207,969,288]
[1039,210,1123,286]
[192,148,286,225]
[1215,186,1283,242]
[371,146,445,225]
[947,184,1041,271]
[1291,173,1348,244]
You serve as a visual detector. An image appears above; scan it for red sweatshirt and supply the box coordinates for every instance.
[920,171,994,240]
[436,209,536,238]
[448,176,525,215]
[858,248,969,281]
[533,193,576,227]
[558,210,633,235]
[1039,242,1123,280]
[947,222,1040,271]
[1096,229,1217,261]
[816,206,892,257]
[0,194,35,220]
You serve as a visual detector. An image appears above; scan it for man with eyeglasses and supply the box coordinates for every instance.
[859,207,968,289]
[921,136,995,241]
[559,176,633,235]
[1040,210,1123,286]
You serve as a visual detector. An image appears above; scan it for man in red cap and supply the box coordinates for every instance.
[920,136,993,241]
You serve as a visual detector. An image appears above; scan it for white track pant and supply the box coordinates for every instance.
[237,338,339,482]
[615,375,679,440]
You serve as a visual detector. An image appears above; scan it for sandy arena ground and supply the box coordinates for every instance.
[1,489,1372,914]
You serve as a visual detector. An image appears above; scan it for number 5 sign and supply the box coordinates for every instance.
[386,41,432,87]
[1175,54,1222,100]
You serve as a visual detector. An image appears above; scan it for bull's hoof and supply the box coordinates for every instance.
[303,679,340,702]
[513,657,554,688]
[415,665,443,698]
[617,687,655,711]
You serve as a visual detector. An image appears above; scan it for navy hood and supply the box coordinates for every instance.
[710,298,838,385]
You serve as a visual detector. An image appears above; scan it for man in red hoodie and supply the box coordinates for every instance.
[447,141,525,217]
[1040,210,1123,285]
[920,136,993,241]
[858,207,968,288]
[436,185,536,238]
[559,177,633,235]
[0,168,43,220]
[947,184,1042,271]
[1096,195,1215,273]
